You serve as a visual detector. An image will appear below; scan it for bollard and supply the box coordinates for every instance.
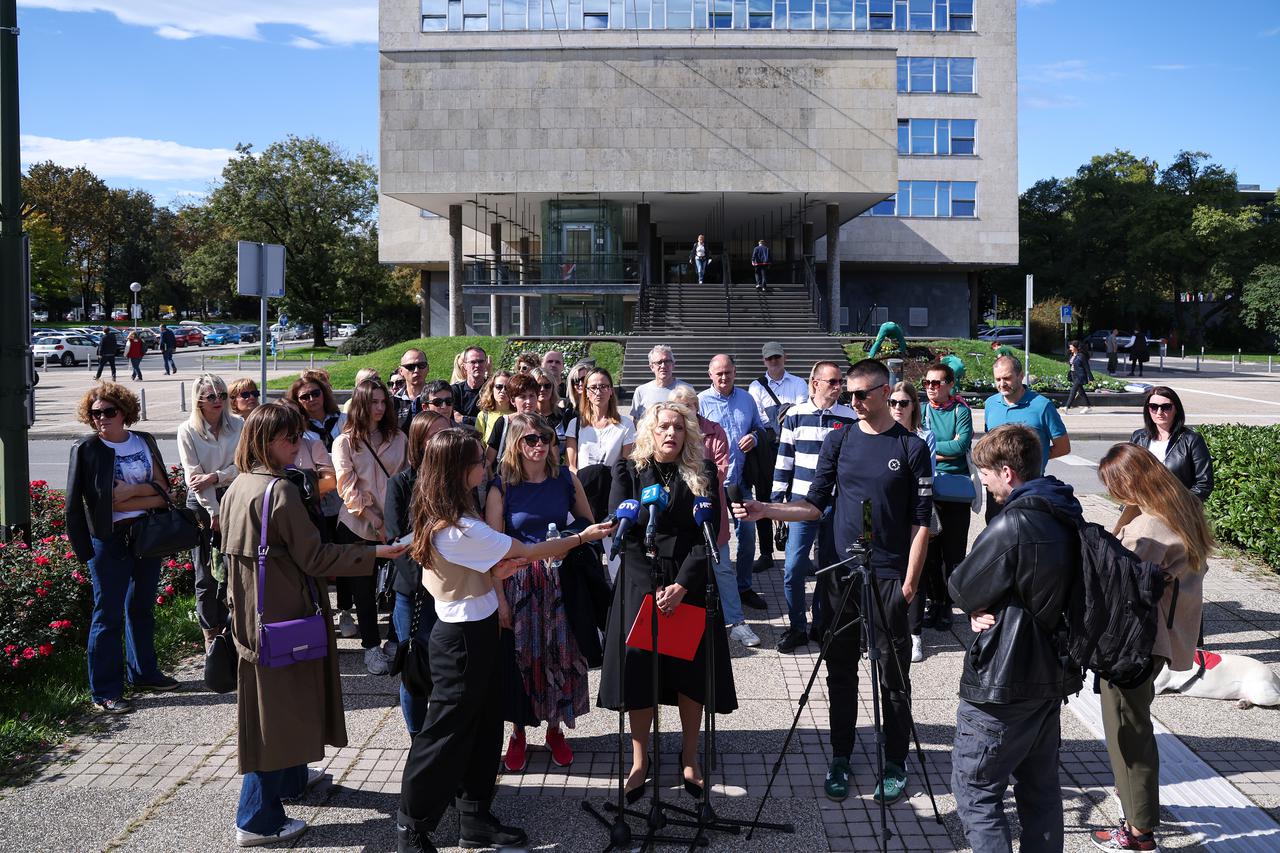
[140,388,148,421]
[1269,356,1274,374]
[1181,345,1185,359]
[274,350,279,371]
[310,353,315,370]
[1231,354,1236,373]
[201,352,206,372]
[180,381,186,412]
[1196,355,1200,372]
[1159,352,1164,371]
[237,353,242,371]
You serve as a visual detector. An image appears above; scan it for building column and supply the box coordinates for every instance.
[968,271,981,338]
[637,203,651,288]
[489,222,502,336]
[419,270,431,337]
[518,236,531,336]
[655,233,665,286]
[802,221,815,260]
[826,204,840,332]
[448,204,463,336]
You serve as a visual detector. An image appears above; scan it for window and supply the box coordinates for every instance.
[951,181,977,217]
[897,118,977,155]
[951,119,976,154]
[910,119,935,155]
[949,0,972,30]
[869,0,893,29]
[897,120,909,154]
[870,194,897,216]
[422,0,448,29]
[897,57,977,93]
[908,0,931,30]
[584,0,609,27]
[870,181,978,217]
[748,0,773,27]
[471,305,491,332]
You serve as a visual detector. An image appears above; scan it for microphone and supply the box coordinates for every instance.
[608,499,640,561]
[641,483,669,557]
[724,482,745,509]
[692,496,717,553]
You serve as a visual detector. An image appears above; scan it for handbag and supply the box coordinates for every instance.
[933,471,977,503]
[256,478,330,668]
[388,589,433,697]
[130,482,202,559]
[203,624,238,693]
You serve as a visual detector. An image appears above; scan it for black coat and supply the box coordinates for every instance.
[948,493,1085,704]
[597,457,736,714]
[97,330,120,357]
[66,431,167,563]
[1129,426,1214,502]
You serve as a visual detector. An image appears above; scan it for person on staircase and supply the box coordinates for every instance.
[750,240,771,291]
[690,234,710,285]
[746,341,809,574]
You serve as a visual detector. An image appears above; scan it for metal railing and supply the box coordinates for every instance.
[799,255,828,332]
[462,253,640,289]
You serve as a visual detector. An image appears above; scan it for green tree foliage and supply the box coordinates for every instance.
[23,212,74,306]
[21,162,110,315]
[207,136,388,346]
[1240,264,1280,341]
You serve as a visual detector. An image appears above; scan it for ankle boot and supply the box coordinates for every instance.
[455,798,527,849]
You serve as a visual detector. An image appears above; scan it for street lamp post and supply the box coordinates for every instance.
[129,281,142,331]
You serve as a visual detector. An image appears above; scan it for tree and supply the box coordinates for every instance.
[24,212,74,310]
[1240,264,1280,342]
[207,136,383,346]
[21,162,110,317]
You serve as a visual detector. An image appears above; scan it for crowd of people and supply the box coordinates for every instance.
[61,339,1218,852]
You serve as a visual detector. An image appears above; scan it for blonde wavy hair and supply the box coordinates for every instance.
[631,402,709,496]
[1098,443,1214,572]
[498,413,559,486]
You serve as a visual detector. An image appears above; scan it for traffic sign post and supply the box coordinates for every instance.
[1024,274,1033,371]
[1060,304,1073,354]
[237,241,286,395]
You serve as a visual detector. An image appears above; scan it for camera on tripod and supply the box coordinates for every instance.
[818,498,874,585]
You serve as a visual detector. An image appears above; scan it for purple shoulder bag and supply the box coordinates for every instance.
[257,478,330,668]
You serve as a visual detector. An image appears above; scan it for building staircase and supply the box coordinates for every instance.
[622,276,848,391]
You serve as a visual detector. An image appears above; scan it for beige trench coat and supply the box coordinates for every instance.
[1119,512,1205,672]
[221,468,377,774]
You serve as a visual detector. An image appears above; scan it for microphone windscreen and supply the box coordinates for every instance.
[614,498,640,521]
[724,483,744,505]
[692,496,715,527]
[641,483,668,511]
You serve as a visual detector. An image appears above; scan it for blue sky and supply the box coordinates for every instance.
[16,0,1280,207]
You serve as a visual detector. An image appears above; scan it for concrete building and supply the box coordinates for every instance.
[378,0,1017,337]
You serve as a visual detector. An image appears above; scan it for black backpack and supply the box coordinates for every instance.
[1048,506,1169,689]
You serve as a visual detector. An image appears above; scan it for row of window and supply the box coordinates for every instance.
[421,0,974,31]
[897,118,976,156]
[869,181,977,218]
[897,56,975,93]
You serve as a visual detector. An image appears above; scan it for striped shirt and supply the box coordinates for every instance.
[770,400,858,502]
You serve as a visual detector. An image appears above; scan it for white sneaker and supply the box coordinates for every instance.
[337,610,357,638]
[364,646,389,675]
[910,634,924,663]
[236,818,307,847]
[1081,407,1092,414]
[729,623,761,648]
[281,768,325,802]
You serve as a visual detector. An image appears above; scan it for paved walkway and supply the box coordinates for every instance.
[6,495,1280,852]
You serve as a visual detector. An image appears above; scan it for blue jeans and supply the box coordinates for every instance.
[392,590,437,735]
[237,764,307,834]
[694,257,708,283]
[87,530,163,702]
[161,348,176,373]
[782,512,836,633]
[734,515,756,594]
[712,543,745,626]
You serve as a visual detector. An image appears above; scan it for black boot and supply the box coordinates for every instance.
[456,799,527,849]
[396,824,438,853]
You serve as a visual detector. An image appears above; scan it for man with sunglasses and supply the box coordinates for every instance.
[451,346,490,422]
[983,354,1069,522]
[735,358,933,806]
[393,349,431,434]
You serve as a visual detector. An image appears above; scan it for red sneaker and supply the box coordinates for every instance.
[1091,824,1158,851]
[503,731,527,773]
[545,726,574,767]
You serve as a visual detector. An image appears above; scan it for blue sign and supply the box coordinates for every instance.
[1060,305,1073,324]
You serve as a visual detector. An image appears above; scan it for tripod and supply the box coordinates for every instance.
[747,540,943,851]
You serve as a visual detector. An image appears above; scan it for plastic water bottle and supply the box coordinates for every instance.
[545,523,563,569]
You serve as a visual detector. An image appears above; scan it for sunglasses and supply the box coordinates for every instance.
[764,354,783,361]
[572,378,585,386]
[888,398,914,409]
[520,433,553,447]
[200,391,229,403]
[850,383,886,401]
[427,397,453,407]
[1147,402,1175,413]
[400,362,428,372]
[89,406,119,420]
[537,384,553,392]
[493,384,507,392]
[297,390,323,402]
[238,390,260,400]
[921,379,948,388]
[814,377,841,387]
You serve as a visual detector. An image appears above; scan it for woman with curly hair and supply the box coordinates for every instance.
[66,382,180,714]
[599,401,736,804]
[474,370,514,445]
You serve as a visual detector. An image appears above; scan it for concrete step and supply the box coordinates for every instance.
[620,333,849,389]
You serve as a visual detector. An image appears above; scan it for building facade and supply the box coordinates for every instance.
[378,0,1017,337]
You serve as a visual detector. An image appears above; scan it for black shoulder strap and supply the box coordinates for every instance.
[364,438,391,479]
[757,376,782,408]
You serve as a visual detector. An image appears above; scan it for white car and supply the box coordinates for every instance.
[33,333,98,367]
[269,323,298,341]
[338,323,358,337]
[979,326,1025,348]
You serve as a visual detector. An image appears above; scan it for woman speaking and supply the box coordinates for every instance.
[396,429,613,853]
[599,402,736,803]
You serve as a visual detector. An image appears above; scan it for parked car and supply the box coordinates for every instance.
[978,326,1025,348]
[237,324,260,344]
[268,323,297,342]
[203,325,242,346]
[31,310,48,322]
[32,333,98,367]
[134,328,159,351]
[338,323,358,337]
[110,309,129,322]
[1084,329,1136,353]
[173,327,203,347]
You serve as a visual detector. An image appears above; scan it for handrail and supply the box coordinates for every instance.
[462,252,641,288]
[801,255,828,333]
[722,252,732,327]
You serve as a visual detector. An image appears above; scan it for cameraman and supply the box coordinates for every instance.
[735,359,932,806]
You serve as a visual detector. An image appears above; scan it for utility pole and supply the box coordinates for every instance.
[0,0,30,542]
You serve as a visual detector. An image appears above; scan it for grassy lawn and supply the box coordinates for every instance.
[266,336,504,390]
[1195,351,1278,364]
[0,595,201,772]
[211,346,339,363]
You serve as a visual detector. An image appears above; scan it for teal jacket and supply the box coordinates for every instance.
[924,399,973,476]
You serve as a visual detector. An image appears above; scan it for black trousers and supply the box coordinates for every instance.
[1065,381,1091,409]
[822,572,913,764]
[399,613,502,833]
[752,440,779,560]
[910,500,971,634]
[186,497,227,631]
[753,265,768,287]
[95,355,117,380]
[334,521,383,649]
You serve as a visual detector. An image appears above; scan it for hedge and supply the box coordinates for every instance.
[1199,424,1280,569]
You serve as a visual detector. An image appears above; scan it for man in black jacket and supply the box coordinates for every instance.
[948,423,1083,853]
[94,328,119,380]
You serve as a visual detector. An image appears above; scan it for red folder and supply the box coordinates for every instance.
[625,594,706,661]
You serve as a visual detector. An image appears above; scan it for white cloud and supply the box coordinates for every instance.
[1020,0,1056,6]
[1027,59,1105,83]
[1151,64,1190,72]
[20,135,238,182]
[1262,26,1280,37]
[19,0,377,46]
[290,36,324,49]
[1023,92,1083,110]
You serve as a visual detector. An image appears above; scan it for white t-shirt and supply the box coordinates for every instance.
[567,415,637,468]
[431,516,511,623]
[103,433,153,523]
[1147,439,1170,464]
[630,378,694,423]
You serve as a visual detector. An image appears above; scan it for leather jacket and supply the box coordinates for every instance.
[948,492,1084,704]
[1129,426,1213,502]
[66,431,167,563]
